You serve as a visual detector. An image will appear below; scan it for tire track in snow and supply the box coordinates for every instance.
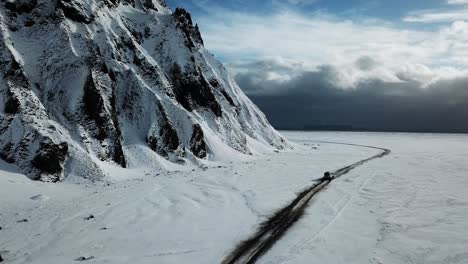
[289,170,378,259]
[222,142,391,264]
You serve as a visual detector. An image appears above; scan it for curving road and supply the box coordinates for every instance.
[222,142,391,264]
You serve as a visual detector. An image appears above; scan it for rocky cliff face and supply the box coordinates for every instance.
[0,0,287,182]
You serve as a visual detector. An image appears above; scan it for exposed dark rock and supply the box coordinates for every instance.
[209,78,220,88]
[8,58,21,72]
[31,142,68,179]
[83,71,108,140]
[143,0,158,11]
[5,59,29,88]
[190,124,207,159]
[121,0,136,8]
[4,94,20,114]
[84,214,94,220]
[17,218,28,223]
[5,58,23,77]
[158,0,168,8]
[75,256,95,261]
[104,0,120,8]
[108,69,117,82]
[173,8,204,49]
[133,54,142,66]
[0,0,285,181]
[191,73,222,116]
[169,63,192,111]
[0,142,15,163]
[112,136,127,168]
[0,253,3,262]
[4,0,37,14]
[112,133,126,167]
[173,8,192,26]
[193,24,204,45]
[120,35,135,51]
[147,104,180,157]
[57,0,94,24]
[221,90,235,107]
[100,62,109,74]
[109,89,127,168]
[129,29,143,44]
[170,64,222,117]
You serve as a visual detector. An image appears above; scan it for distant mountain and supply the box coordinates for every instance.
[0,0,287,182]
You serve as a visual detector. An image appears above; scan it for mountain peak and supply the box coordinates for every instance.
[0,0,287,182]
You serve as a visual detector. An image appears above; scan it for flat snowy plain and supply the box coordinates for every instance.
[1,131,468,264]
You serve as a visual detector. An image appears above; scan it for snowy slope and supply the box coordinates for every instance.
[0,0,287,181]
[3,132,466,264]
[0,134,378,264]
[259,132,468,264]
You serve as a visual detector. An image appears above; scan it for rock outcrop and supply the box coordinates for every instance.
[0,0,287,181]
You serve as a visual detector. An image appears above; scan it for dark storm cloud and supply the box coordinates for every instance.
[235,63,468,133]
[355,56,379,71]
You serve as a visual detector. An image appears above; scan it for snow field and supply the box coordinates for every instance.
[0,134,376,264]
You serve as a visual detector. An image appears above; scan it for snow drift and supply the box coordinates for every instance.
[0,0,287,181]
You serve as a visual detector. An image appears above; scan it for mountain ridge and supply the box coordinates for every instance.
[0,0,287,182]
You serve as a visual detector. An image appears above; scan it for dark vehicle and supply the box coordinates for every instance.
[322,171,334,182]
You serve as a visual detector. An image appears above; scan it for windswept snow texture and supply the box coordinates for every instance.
[0,0,286,181]
[0,132,468,264]
[259,132,468,264]
[1,132,468,263]
[0,133,377,264]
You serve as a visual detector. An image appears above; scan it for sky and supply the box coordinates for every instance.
[167,0,468,133]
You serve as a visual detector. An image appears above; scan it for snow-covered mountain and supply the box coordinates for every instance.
[0,0,287,182]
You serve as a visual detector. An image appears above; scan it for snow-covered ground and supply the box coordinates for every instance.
[260,131,468,264]
[1,131,468,263]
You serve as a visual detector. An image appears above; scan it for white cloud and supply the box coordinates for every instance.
[404,9,468,23]
[404,0,468,23]
[198,10,468,89]
[284,0,318,5]
[447,0,468,4]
